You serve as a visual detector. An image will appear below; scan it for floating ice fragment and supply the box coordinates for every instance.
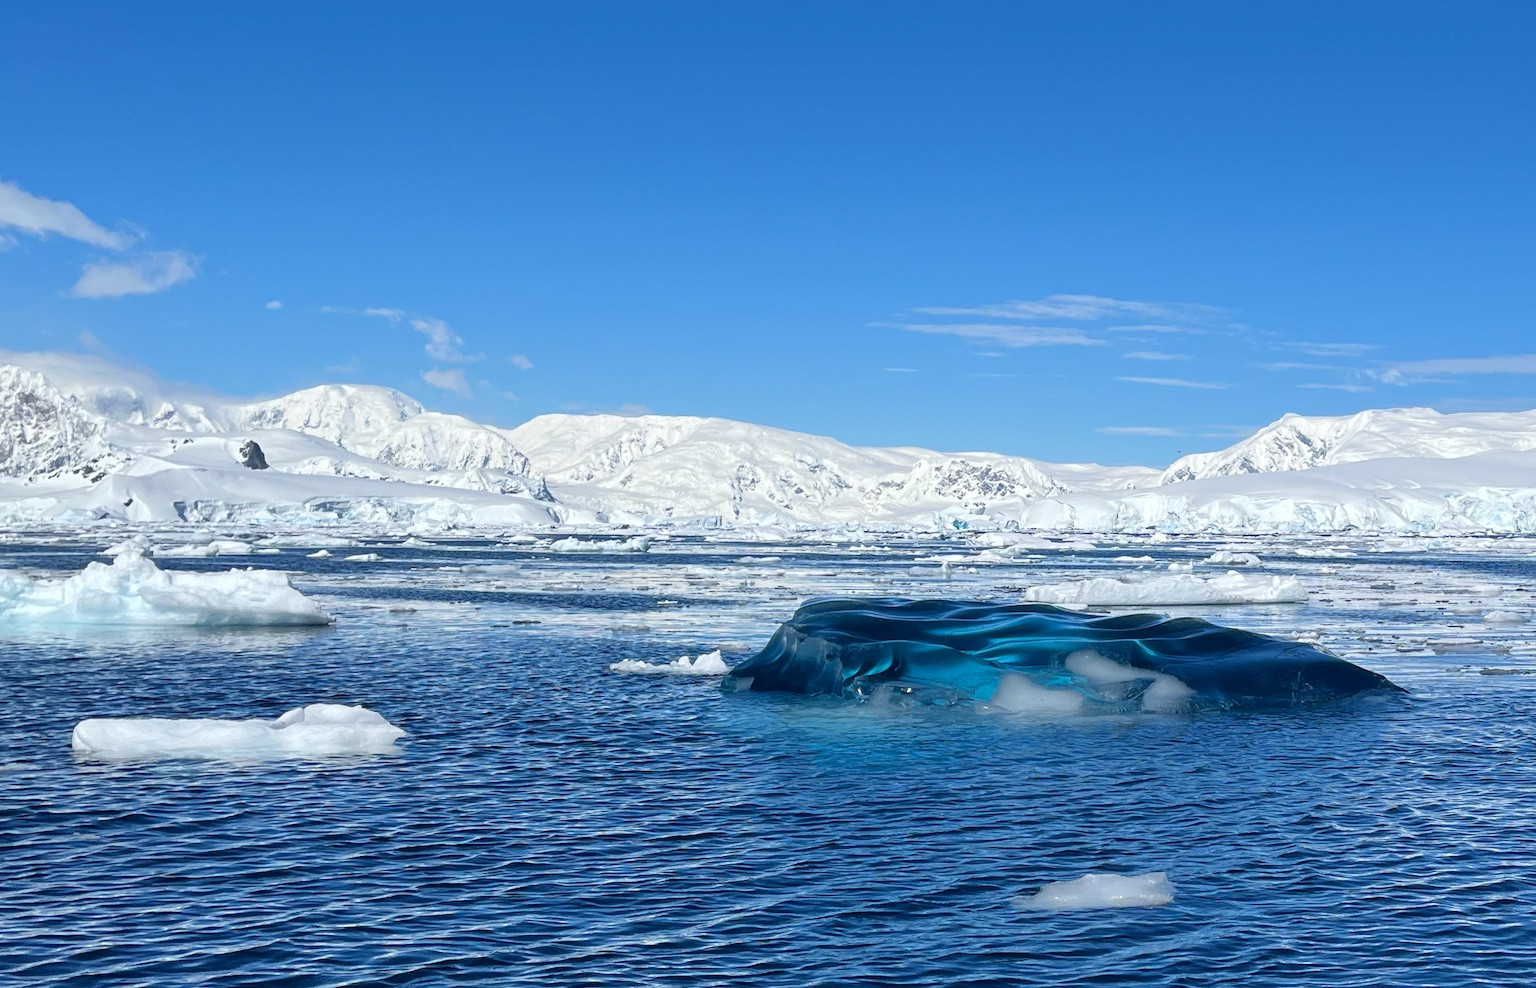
[549,536,651,553]
[1483,611,1527,624]
[343,552,382,562]
[154,540,253,557]
[307,549,333,558]
[0,549,332,627]
[70,703,404,759]
[1014,872,1175,911]
[1024,571,1306,606]
[1206,550,1261,566]
[609,650,730,676]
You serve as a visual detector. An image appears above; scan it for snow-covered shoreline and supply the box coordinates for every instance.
[7,350,1536,536]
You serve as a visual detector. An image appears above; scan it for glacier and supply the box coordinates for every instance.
[7,349,1536,535]
[70,703,404,759]
[0,549,333,627]
[723,598,1400,711]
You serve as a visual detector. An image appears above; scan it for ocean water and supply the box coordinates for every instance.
[4,533,1536,986]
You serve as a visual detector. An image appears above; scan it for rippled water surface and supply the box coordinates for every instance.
[4,533,1536,986]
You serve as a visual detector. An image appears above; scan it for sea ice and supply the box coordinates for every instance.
[609,650,730,676]
[0,549,333,626]
[1014,872,1175,911]
[1023,571,1306,606]
[153,539,254,557]
[343,552,382,562]
[70,703,403,759]
[1206,550,1261,566]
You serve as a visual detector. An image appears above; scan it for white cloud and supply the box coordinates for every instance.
[508,353,533,371]
[894,322,1104,348]
[1116,376,1229,390]
[70,250,197,299]
[1377,354,1536,384]
[1123,351,1189,361]
[0,232,17,252]
[410,316,471,362]
[1254,361,1340,371]
[883,367,918,373]
[1098,426,1183,436]
[265,299,282,310]
[421,367,471,396]
[364,306,406,321]
[0,179,133,250]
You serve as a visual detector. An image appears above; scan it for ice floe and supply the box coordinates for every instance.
[1014,872,1175,911]
[609,650,730,676]
[1206,550,1261,566]
[1024,571,1306,606]
[70,703,403,759]
[549,536,652,553]
[0,550,333,626]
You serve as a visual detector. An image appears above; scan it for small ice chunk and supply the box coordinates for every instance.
[343,553,382,562]
[1014,872,1175,912]
[1483,611,1528,624]
[609,650,730,676]
[307,549,333,558]
[153,540,254,558]
[1166,561,1194,573]
[70,703,404,759]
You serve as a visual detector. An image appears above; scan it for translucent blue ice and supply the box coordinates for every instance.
[725,597,1402,711]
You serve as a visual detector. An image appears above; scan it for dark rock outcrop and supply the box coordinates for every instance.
[238,440,269,470]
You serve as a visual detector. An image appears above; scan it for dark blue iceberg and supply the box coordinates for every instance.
[724,598,1402,712]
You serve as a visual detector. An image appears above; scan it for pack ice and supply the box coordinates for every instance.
[1014,872,1175,911]
[70,703,404,759]
[0,549,333,627]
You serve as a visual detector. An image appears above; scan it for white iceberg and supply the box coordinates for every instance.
[549,536,652,553]
[609,649,730,676]
[1014,872,1175,911]
[0,550,333,626]
[1024,571,1306,606]
[343,552,382,562]
[153,540,254,557]
[70,703,403,759]
[1206,550,1261,566]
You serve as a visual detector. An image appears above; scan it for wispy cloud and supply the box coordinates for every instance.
[1123,350,1189,361]
[1097,426,1183,436]
[892,322,1104,348]
[1254,361,1341,372]
[332,306,483,364]
[1377,354,1536,384]
[70,250,197,299]
[882,366,918,373]
[265,299,283,310]
[1116,376,1229,390]
[1283,341,1380,358]
[914,293,1227,324]
[1299,382,1373,393]
[410,316,472,362]
[0,178,133,250]
[508,354,534,371]
[421,367,471,396]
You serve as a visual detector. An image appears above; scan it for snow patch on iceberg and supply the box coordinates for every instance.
[1024,571,1306,606]
[609,650,729,676]
[0,550,332,626]
[1014,872,1175,911]
[70,703,403,759]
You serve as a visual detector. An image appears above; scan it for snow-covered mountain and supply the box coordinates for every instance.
[507,413,1146,525]
[1161,407,1536,483]
[6,349,1536,534]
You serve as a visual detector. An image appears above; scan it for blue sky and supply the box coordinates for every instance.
[2,2,1533,465]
